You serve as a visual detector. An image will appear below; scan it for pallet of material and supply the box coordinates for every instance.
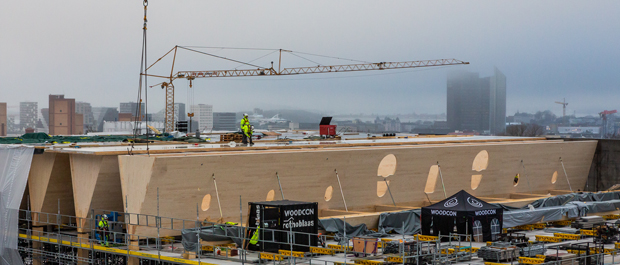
[571,216,605,229]
[220,133,243,142]
[518,257,545,264]
[546,253,577,265]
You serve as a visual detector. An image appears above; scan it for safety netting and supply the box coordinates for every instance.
[0,133,179,144]
[0,145,34,265]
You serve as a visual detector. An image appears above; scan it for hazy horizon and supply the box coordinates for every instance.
[2,1,619,118]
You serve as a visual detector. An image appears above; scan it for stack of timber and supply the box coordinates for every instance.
[572,216,605,229]
[220,133,243,142]
[478,242,519,262]
[545,253,578,265]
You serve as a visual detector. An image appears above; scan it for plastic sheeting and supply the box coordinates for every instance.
[181,225,244,253]
[377,209,421,235]
[526,192,620,208]
[503,205,580,228]
[319,218,387,244]
[502,193,620,228]
[0,145,34,265]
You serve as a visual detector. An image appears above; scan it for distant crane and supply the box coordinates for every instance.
[599,110,617,138]
[555,98,569,125]
[145,46,470,132]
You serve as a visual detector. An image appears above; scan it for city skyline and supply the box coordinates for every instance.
[1,1,619,118]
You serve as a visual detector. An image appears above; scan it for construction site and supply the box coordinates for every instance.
[0,133,619,265]
[3,2,620,265]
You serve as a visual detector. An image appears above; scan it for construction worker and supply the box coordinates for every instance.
[244,125,254,146]
[240,113,250,145]
[98,214,110,247]
[249,225,260,246]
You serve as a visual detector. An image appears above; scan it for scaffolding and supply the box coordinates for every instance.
[15,207,620,265]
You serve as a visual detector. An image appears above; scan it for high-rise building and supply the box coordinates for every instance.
[175,103,186,122]
[119,102,145,120]
[489,67,507,135]
[49,95,83,135]
[92,107,119,132]
[76,102,95,132]
[447,68,506,134]
[213,112,237,131]
[20,102,38,131]
[191,104,213,131]
[41,108,50,130]
[0,103,7,136]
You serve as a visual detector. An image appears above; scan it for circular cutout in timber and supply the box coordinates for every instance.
[266,190,275,201]
[324,186,333,201]
[201,194,211,211]
[513,174,520,187]
[377,154,397,178]
[472,150,489,172]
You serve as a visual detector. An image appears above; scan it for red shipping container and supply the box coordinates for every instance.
[319,117,336,137]
[320,125,336,137]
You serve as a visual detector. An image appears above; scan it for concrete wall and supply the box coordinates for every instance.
[585,139,620,191]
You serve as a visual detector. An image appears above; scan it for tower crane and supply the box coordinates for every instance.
[145,46,469,132]
[555,98,569,125]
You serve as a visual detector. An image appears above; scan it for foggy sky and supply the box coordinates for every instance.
[1,1,619,117]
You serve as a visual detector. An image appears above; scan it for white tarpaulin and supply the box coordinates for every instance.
[0,145,34,265]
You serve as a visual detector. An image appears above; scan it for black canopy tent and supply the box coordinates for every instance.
[421,190,503,242]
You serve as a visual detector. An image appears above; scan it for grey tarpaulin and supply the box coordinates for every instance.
[319,218,387,242]
[503,205,580,228]
[0,145,34,265]
[181,225,244,253]
[526,192,620,208]
[567,200,620,216]
[502,193,620,228]
[377,209,421,235]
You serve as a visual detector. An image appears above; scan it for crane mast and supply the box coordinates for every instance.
[145,46,469,132]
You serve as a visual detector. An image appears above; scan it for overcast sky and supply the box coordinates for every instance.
[1,1,618,117]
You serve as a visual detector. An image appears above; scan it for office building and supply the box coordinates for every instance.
[92,107,119,132]
[119,102,145,120]
[49,95,83,135]
[20,102,38,131]
[447,67,506,134]
[191,104,213,131]
[213,112,237,131]
[0,103,6,136]
[175,103,186,122]
[76,102,95,132]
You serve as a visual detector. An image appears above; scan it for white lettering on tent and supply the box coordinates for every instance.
[431,210,457,216]
[284,208,314,217]
[475,209,496,216]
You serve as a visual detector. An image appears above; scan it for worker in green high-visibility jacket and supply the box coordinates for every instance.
[249,225,260,245]
[244,125,254,146]
[98,214,110,247]
[240,113,251,146]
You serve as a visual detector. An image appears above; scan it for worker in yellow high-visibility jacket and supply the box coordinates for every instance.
[249,225,260,245]
[240,113,250,145]
[98,214,110,247]
[244,125,254,146]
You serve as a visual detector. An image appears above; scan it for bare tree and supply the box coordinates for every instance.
[505,124,545,136]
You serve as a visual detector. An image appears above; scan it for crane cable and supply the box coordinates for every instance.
[133,0,149,154]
